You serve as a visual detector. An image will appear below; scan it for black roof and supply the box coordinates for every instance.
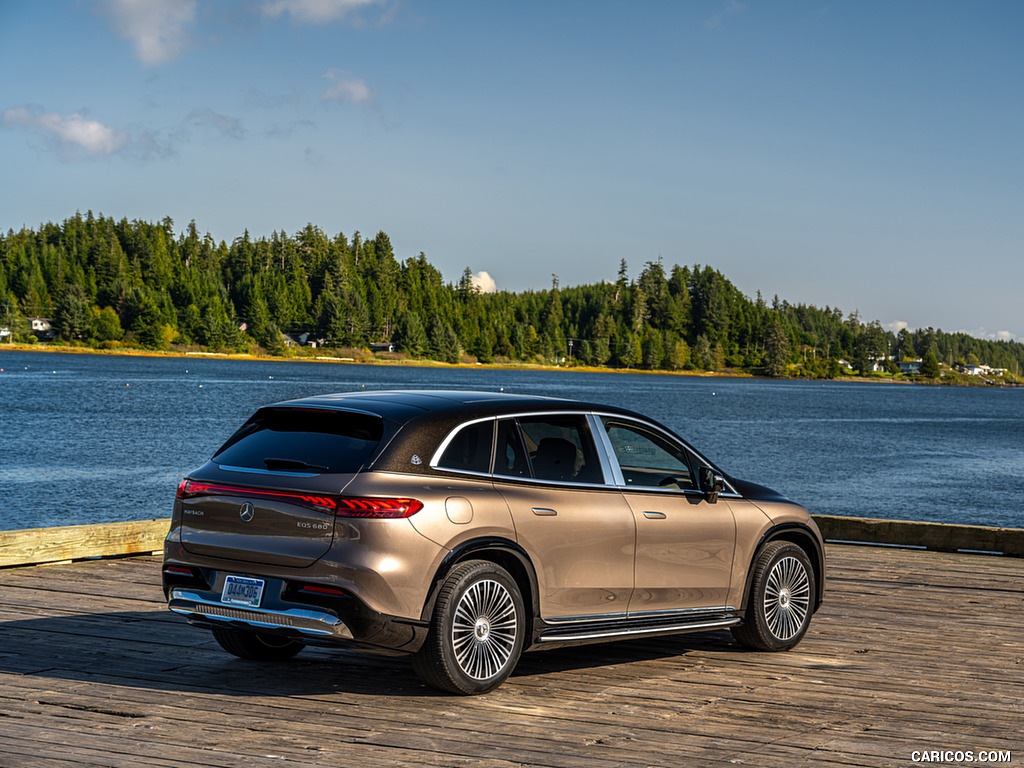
[267,389,649,476]
[274,389,640,423]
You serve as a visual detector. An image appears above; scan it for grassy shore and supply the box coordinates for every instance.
[0,340,1014,386]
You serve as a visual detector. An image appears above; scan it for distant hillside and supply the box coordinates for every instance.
[2,212,1021,382]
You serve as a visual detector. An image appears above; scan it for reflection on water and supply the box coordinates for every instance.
[1,350,1021,530]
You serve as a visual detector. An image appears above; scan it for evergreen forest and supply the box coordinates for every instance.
[2,212,1022,382]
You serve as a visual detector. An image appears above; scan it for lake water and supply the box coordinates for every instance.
[2,350,1022,531]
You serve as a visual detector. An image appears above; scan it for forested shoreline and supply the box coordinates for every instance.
[2,212,1021,382]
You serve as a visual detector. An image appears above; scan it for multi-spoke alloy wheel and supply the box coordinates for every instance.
[732,541,816,652]
[412,560,526,694]
[451,578,519,680]
[763,555,811,642]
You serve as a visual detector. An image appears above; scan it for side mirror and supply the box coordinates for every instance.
[700,467,725,503]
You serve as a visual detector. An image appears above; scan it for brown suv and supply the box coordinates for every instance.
[163,390,825,694]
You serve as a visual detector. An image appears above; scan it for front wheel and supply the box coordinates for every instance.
[731,541,814,651]
[211,627,305,661]
[412,560,526,694]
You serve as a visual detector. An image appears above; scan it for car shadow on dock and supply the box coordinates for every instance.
[0,608,739,698]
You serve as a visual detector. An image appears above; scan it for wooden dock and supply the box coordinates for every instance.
[0,545,1021,767]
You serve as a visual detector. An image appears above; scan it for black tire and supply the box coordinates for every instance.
[211,627,305,661]
[731,541,815,651]
[412,560,526,695]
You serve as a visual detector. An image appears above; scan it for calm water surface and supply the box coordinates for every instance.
[2,350,1022,530]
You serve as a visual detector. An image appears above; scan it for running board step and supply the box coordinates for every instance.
[536,614,741,643]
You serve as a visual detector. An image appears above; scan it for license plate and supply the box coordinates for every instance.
[222,575,265,607]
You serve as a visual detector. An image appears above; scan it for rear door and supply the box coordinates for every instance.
[493,414,636,621]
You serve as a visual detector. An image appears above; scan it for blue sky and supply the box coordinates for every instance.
[2,1,1022,341]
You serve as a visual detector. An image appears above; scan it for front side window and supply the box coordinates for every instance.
[601,417,696,491]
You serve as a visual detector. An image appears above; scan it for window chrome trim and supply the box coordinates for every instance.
[431,411,614,487]
[426,408,742,497]
[428,415,497,473]
[588,412,625,487]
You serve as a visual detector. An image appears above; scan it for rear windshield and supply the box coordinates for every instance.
[212,407,383,474]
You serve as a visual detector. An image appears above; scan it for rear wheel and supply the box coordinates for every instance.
[732,541,814,651]
[211,627,305,661]
[412,560,526,694]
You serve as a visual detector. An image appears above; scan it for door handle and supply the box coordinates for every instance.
[643,510,666,519]
[532,507,557,516]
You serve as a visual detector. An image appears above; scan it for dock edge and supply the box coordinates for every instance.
[1,515,1022,569]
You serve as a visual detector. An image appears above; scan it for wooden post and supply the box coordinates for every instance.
[0,519,171,568]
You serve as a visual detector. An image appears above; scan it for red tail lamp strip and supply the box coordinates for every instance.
[176,479,422,518]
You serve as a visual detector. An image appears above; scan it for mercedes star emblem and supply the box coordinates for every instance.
[239,502,255,523]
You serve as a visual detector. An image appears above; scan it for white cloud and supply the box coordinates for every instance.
[471,271,497,294]
[3,105,128,156]
[261,0,382,24]
[887,321,909,333]
[958,327,1020,343]
[322,70,373,104]
[98,0,197,65]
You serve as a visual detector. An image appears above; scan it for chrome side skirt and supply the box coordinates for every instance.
[536,608,741,644]
[545,605,736,625]
[169,589,354,640]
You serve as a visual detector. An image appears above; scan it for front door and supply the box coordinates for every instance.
[598,416,736,614]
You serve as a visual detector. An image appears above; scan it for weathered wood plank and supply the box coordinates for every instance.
[0,548,1021,767]
[0,519,170,568]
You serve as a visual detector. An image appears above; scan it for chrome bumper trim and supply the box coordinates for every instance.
[169,589,354,640]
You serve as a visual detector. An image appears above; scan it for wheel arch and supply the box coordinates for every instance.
[742,523,825,612]
[420,537,540,640]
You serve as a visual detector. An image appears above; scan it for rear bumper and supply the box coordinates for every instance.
[164,578,430,654]
[169,589,356,640]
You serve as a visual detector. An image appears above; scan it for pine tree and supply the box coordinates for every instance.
[764,317,789,377]
[919,351,941,378]
[52,284,91,340]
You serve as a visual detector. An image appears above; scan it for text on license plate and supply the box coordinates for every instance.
[222,575,265,607]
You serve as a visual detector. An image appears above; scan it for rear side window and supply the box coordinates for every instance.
[213,407,383,474]
[436,420,494,473]
[516,415,603,484]
[494,419,530,479]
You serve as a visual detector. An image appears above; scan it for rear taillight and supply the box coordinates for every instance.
[333,497,423,519]
[176,480,422,518]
